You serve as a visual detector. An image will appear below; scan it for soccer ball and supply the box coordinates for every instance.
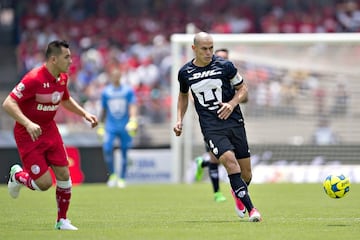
[323,174,350,199]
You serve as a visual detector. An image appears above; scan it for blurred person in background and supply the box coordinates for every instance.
[331,80,349,116]
[311,117,339,145]
[99,68,138,188]
[3,40,98,230]
[174,32,261,222]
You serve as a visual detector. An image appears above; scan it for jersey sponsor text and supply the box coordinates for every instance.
[37,104,59,111]
[189,70,221,80]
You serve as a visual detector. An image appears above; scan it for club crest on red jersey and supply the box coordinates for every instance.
[51,91,61,103]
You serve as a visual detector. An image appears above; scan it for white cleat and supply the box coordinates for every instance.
[234,205,246,218]
[8,164,23,199]
[117,178,126,188]
[249,208,262,222]
[231,190,246,218]
[55,218,78,230]
[107,174,118,188]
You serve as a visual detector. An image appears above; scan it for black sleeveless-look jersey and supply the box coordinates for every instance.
[178,55,245,133]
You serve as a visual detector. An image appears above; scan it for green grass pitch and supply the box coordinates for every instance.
[0,182,359,240]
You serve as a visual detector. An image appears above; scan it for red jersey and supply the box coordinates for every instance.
[10,64,70,129]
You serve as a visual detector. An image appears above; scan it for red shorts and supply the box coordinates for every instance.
[14,121,68,180]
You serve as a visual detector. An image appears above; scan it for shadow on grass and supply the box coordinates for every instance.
[327,224,351,227]
[183,220,252,224]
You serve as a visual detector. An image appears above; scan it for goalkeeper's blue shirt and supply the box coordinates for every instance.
[101,83,137,132]
[178,55,245,132]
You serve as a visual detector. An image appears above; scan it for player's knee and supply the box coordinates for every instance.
[35,171,54,190]
[209,153,218,163]
[103,147,114,157]
[37,180,53,191]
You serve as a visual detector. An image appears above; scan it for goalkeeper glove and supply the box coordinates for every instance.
[96,123,105,141]
[125,118,138,137]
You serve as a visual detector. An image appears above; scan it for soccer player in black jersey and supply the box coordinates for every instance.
[194,48,252,217]
[193,49,231,203]
[194,48,231,202]
[173,32,261,222]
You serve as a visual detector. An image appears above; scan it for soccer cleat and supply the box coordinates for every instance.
[231,190,246,218]
[117,178,126,188]
[195,156,204,181]
[249,208,262,222]
[55,218,78,230]
[8,164,23,199]
[107,173,118,188]
[214,191,226,202]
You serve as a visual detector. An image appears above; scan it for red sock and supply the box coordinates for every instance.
[15,171,35,190]
[56,186,71,221]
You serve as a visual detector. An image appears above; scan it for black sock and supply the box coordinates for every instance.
[209,163,220,193]
[201,160,210,168]
[228,173,254,212]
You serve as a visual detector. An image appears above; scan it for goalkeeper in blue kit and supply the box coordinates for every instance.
[99,68,138,188]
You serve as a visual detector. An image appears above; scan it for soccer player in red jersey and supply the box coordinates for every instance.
[2,40,98,230]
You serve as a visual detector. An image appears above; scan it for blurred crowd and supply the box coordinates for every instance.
[13,0,358,125]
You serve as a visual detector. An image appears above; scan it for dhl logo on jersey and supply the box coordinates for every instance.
[189,70,221,80]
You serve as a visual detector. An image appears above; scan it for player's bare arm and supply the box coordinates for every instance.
[231,81,248,105]
[238,79,249,103]
[217,82,248,120]
[61,96,98,128]
[128,103,138,120]
[2,96,42,141]
[173,92,189,136]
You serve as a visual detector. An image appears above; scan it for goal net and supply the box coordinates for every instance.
[170,33,360,183]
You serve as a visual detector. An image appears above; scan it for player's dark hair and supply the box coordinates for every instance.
[215,48,229,54]
[45,40,69,59]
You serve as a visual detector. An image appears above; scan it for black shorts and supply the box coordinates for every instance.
[203,126,250,160]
